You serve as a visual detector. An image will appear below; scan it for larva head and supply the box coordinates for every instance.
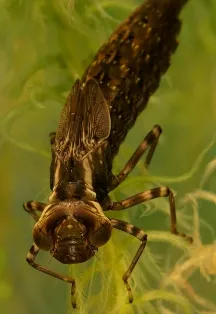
[32,200,112,264]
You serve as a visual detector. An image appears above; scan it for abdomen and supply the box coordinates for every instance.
[82,0,188,157]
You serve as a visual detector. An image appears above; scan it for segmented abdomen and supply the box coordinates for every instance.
[82,0,188,157]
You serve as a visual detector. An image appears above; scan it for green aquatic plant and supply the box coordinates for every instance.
[0,0,216,314]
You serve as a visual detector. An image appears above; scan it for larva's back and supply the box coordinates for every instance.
[82,0,188,157]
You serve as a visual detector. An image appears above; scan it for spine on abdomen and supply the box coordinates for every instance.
[82,0,188,157]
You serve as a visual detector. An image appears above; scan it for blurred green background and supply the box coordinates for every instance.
[0,0,216,313]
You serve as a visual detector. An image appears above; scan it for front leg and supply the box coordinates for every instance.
[109,186,193,242]
[23,201,46,222]
[109,125,162,191]
[26,243,77,308]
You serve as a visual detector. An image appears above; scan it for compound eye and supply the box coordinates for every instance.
[89,222,112,247]
[33,223,52,251]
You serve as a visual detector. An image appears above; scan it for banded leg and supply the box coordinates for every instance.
[110,218,147,303]
[109,125,162,191]
[109,187,193,242]
[26,243,77,308]
[23,201,46,222]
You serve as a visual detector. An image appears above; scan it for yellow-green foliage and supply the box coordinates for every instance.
[0,1,216,314]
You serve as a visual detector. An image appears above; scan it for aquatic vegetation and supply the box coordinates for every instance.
[0,1,216,313]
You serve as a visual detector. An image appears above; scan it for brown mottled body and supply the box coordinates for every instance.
[24,0,191,309]
[83,0,188,157]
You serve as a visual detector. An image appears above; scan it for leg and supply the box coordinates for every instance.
[110,218,147,303]
[109,186,193,242]
[109,125,162,191]
[23,201,46,222]
[26,243,77,308]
